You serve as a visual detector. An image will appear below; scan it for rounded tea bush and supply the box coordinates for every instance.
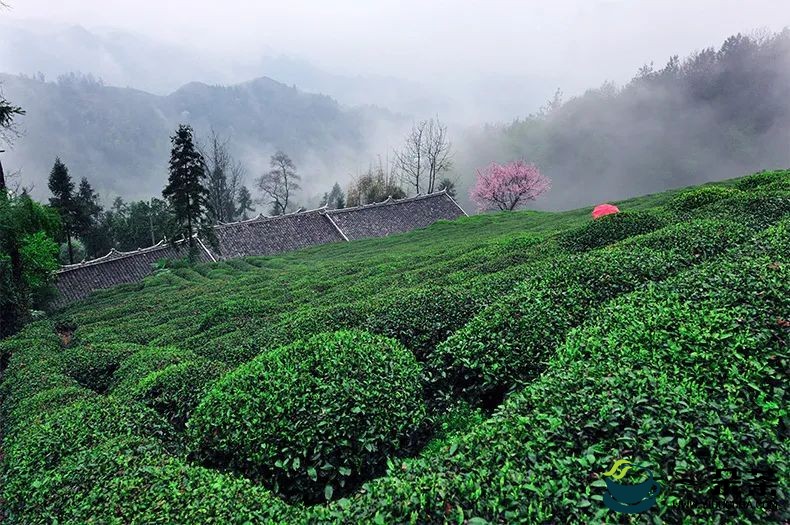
[557,210,666,251]
[61,343,140,393]
[189,330,426,503]
[121,359,228,430]
[734,169,790,191]
[669,185,740,213]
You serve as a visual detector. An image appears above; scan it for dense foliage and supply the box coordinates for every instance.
[0,170,787,523]
[0,194,60,337]
[189,330,426,503]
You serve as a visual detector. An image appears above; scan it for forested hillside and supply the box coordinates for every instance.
[458,31,790,209]
[1,169,787,523]
[0,72,401,201]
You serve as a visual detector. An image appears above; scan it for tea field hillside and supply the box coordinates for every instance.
[1,170,788,524]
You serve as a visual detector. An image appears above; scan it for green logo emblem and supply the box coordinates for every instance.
[601,459,661,514]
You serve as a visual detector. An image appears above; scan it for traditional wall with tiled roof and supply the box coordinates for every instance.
[53,240,212,307]
[326,191,466,240]
[52,191,466,307]
[208,209,345,260]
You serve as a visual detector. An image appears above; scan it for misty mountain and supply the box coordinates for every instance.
[0,20,448,117]
[0,72,403,202]
[0,20,554,122]
[455,30,790,210]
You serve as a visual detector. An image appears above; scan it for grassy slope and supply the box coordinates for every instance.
[1,171,788,524]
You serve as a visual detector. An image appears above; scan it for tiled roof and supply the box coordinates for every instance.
[53,191,466,306]
[53,240,212,307]
[208,208,345,260]
[326,190,467,240]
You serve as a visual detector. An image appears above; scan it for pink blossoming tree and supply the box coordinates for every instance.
[470,161,550,211]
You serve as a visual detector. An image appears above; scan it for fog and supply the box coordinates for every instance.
[1,1,789,213]
[4,1,789,122]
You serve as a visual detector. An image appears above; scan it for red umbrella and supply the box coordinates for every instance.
[592,203,620,219]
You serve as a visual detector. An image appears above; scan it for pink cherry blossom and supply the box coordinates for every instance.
[469,160,551,211]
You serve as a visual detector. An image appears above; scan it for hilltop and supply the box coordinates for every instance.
[0,170,788,523]
[0,72,402,201]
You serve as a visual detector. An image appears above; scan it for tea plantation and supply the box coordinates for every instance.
[1,170,788,524]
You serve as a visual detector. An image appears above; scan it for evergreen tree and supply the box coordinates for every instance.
[162,124,212,258]
[74,177,104,256]
[48,157,84,264]
[320,182,346,209]
[436,177,457,198]
[236,185,254,220]
[76,177,102,222]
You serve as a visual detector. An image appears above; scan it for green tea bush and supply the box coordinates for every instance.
[363,284,483,360]
[121,359,228,430]
[557,210,666,251]
[734,168,790,191]
[328,252,788,524]
[189,330,426,503]
[669,185,741,213]
[0,361,75,427]
[250,302,369,353]
[2,397,176,515]
[3,385,97,439]
[693,191,790,230]
[61,343,140,393]
[198,297,278,332]
[429,218,753,408]
[110,345,200,396]
[8,436,294,524]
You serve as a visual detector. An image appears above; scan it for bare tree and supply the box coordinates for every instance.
[201,130,249,223]
[394,120,428,194]
[228,160,246,218]
[256,151,301,215]
[394,117,452,195]
[0,89,25,194]
[203,130,232,223]
[424,118,453,193]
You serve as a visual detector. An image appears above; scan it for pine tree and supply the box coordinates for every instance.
[162,124,212,258]
[320,182,346,209]
[48,157,83,264]
[236,185,254,220]
[74,177,103,256]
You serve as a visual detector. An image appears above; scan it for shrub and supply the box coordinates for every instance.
[110,345,200,397]
[0,362,76,428]
[692,191,790,230]
[428,218,754,408]
[198,297,278,332]
[2,397,175,514]
[251,302,369,353]
[557,210,666,251]
[8,436,294,524]
[121,359,228,430]
[327,252,788,524]
[3,385,97,439]
[363,285,483,360]
[734,169,790,191]
[189,330,426,503]
[669,185,740,213]
[61,343,140,393]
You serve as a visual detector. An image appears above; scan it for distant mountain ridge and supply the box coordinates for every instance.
[0,72,404,203]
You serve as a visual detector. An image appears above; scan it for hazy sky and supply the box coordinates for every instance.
[6,0,789,86]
